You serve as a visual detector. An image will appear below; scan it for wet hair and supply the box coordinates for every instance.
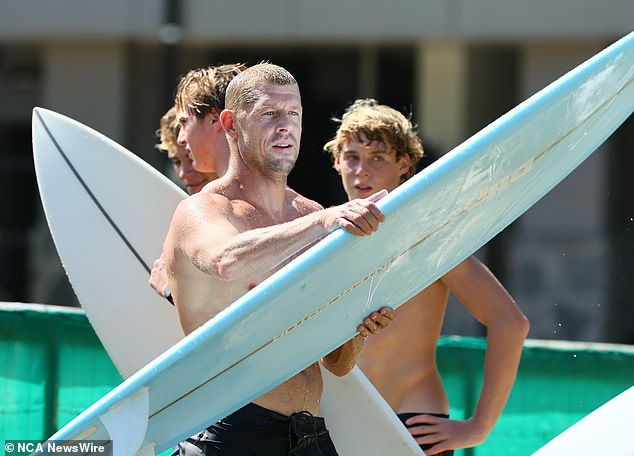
[175,63,246,119]
[323,98,424,181]
[155,105,179,155]
[225,62,298,113]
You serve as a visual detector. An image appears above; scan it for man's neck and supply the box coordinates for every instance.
[228,168,291,219]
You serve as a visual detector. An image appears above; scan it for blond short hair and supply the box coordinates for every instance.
[225,62,298,113]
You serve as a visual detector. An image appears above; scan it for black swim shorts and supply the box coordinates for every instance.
[173,402,338,456]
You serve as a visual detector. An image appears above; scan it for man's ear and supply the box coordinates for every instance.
[206,110,222,130]
[397,154,411,178]
[333,154,342,174]
[219,109,236,136]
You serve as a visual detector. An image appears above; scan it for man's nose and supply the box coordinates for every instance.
[276,114,295,132]
[355,159,370,176]
[177,129,186,146]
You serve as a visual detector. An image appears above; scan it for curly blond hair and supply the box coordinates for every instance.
[324,99,424,181]
[155,105,179,154]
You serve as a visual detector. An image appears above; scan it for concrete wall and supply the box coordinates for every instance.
[1,1,631,41]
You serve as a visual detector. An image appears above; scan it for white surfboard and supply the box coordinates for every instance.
[31,106,423,456]
[320,366,423,454]
[34,30,634,455]
[30,109,186,380]
[532,386,634,455]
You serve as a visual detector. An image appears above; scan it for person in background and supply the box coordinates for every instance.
[150,64,245,299]
[174,64,246,180]
[324,98,530,456]
[156,105,216,195]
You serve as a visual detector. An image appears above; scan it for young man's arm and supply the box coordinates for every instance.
[405,256,529,453]
[149,254,171,299]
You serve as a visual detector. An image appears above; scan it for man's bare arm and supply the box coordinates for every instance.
[149,254,170,299]
[176,190,387,282]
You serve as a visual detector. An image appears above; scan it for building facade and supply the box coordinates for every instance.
[1,0,632,342]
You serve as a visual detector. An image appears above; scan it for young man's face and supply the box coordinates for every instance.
[334,133,410,200]
[177,110,224,175]
[168,144,216,194]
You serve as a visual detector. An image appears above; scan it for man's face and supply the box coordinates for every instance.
[236,83,302,176]
[334,134,410,200]
[168,144,216,194]
[177,109,221,174]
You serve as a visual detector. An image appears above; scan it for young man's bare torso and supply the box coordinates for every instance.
[360,280,450,413]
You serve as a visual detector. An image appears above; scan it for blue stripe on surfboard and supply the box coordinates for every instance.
[34,109,151,276]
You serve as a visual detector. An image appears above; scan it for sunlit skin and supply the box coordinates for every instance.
[177,110,230,177]
[168,144,216,195]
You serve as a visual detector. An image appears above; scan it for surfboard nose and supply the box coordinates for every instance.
[32,106,51,123]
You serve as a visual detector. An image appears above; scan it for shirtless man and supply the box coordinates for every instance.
[324,99,530,455]
[162,65,396,455]
[150,64,245,299]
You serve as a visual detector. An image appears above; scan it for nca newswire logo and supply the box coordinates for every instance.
[5,440,111,456]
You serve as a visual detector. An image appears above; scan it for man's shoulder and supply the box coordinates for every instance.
[173,189,232,223]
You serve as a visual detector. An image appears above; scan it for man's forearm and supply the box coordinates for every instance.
[321,334,366,377]
[210,212,328,281]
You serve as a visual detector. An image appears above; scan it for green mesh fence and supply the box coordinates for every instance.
[0,303,122,442]
[437,337,634,455]
[1,302,633,455]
